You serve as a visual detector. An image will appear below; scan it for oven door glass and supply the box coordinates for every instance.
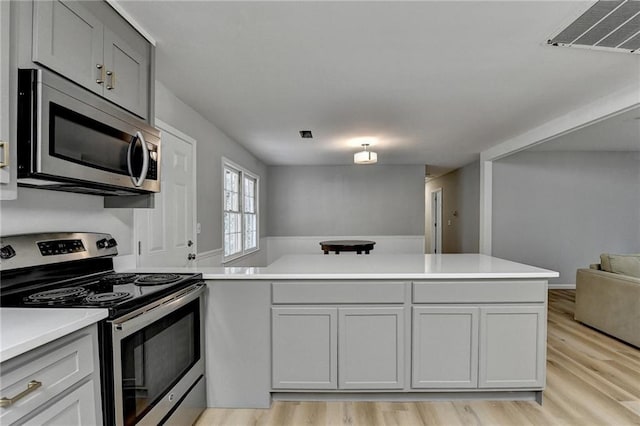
[120,299,200,426]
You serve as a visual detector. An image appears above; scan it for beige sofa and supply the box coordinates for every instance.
[575,254,640,348]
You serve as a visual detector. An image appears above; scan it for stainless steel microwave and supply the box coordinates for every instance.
[17,68,161,196]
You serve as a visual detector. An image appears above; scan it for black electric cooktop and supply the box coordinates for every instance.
[0,271,203,319]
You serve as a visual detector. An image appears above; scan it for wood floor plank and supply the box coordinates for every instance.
[196,290,640,426]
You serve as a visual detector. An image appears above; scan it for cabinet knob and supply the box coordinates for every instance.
[188,253,196,261]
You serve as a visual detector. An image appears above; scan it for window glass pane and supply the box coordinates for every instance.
[223,164,258,259]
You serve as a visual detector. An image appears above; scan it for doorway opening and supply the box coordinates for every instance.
[430,188,443,254]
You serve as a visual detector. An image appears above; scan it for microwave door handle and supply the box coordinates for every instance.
[126,131,150,187]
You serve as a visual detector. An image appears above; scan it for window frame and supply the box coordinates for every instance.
[221,158,260,263]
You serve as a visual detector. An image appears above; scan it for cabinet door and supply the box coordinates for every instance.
[479,305,546,388]
[32,0,104,95]
[412,306,478,388]
[103,28,149,118]
[22,380,98,426]
[338,307,404,389]
[272,307,337,389]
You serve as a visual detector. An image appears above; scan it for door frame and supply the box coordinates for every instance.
[134,118,197,267]
[430,188,443,254]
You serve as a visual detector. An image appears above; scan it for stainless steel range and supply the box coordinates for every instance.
[0,232,206,426]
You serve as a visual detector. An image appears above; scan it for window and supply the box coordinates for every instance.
[223,160,259,261]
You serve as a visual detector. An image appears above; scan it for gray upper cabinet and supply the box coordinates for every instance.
[102,28,148,118]
[32,0,150,119]
[32,1,104,96]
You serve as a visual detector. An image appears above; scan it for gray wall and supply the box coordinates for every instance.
[492,151,640,284]
[425,160,480,253]
[0,187,135,254]
[155,81,268,252]
[1,81,266,256]
[267,165,425,236]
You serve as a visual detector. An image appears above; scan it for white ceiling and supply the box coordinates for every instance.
[119,1,640,167]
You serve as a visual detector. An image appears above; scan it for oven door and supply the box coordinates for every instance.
[110,283,205,426]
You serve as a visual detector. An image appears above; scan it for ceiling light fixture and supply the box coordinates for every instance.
[354,144,378,164]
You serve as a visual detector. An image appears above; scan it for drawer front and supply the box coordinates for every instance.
[413,281,546,303]
[0,332,95,425]
[272,282,406,304]
[22,380,98,426]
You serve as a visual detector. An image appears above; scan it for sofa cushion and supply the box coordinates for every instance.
[601,253,640,278]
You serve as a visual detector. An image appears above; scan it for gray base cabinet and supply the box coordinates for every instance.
[21,380,98,426]
[272,307,337,390]
[412,306,479,389]
[479,305,546,388]
[338,307,404,390]
[0,325,102,426]
[272,305,406,391]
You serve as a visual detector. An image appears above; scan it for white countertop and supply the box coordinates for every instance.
[0,308,108,363]
[130,253,559,280]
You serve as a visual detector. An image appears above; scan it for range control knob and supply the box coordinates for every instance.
[0,245,16,260]
[107,238,117,248]
[96,238,109,249]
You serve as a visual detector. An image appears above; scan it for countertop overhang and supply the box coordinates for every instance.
[128,254,559,280]
[0,308,108,362]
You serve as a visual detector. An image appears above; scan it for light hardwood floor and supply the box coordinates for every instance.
[196,290,640,425]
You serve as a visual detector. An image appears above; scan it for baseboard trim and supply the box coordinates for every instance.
[549,283,576,290]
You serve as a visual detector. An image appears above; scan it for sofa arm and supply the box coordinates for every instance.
[575,268,640,347]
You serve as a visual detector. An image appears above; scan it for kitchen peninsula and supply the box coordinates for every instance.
[133,254,558,409]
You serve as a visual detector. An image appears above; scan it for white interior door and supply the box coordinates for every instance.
[135,120,197,267]
[431,188,443,254]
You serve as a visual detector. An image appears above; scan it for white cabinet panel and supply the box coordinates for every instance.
[272,307,337,389]
[338,307,404,389]
[479,305,546,388]
[412,306,479,388]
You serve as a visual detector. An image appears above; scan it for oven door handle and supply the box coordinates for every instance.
[111,283,205,336]
[126,131,150,187]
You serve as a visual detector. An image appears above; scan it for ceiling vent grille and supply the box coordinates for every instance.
[548,0,640,53]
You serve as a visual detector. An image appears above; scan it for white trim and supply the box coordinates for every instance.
[481,88,640,162]
[548,283,576,290]
[105,0,156,46]
[479,161,492,255]
[479,88,640,255]
[197,248,223,259]
[221,157,261,264]
[194,248,224,267]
